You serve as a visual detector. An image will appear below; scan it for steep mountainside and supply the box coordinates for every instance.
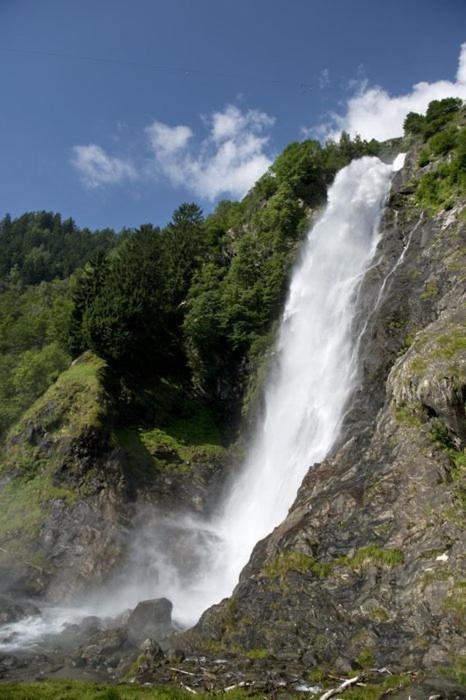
[189,128,466,681]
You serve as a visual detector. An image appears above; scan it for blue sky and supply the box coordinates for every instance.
[1,0,465,231]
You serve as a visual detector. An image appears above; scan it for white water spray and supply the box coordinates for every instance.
[0,155,405,648]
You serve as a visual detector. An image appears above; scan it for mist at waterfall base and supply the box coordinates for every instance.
[0,154,405,649]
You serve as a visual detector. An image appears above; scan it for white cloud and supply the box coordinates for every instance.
[146,123,193,155]
[146,104,275,200]
[312,43,466,142]
[71,144,137,188]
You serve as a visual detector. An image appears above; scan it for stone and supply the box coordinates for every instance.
[126,598,173,645]
[0,596,40,624]
[139,638,165,664]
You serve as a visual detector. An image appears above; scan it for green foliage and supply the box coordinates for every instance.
[0,211,117,285]
[404,98,465,212]
[0,211,119,436]
[69,229,169,367]
[429,419,454,450]
[429,127,458,156]
[404,98,462,140]
[9,352,107,443]
[68,205,206,381]
[11,343,69,408]
[394,403,422,427]
[0,278,73,436]
[355,648,374,669]
[404,111,426,135]
[424,98,463,137]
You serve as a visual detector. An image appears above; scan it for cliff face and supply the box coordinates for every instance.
[190,147,466,676]
[0,353,227,600]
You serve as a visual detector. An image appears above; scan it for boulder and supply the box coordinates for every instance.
[126,598,173,645]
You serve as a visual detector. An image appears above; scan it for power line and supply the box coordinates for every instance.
[1,47,314,93]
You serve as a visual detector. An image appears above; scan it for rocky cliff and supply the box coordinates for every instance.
[0,353,227,601]
[188,144,466,681]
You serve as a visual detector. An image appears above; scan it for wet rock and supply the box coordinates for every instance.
[0,596,40,624]
[126,598,173,645]
[76,627,132,668]
[78,616,103,635]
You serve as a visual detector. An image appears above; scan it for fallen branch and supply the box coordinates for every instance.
[224,681,252,692]
[370,667,392,675]
[201,669,217,679]
[170,667,197,677]
[180,682,198,694]
[319,675,360,700]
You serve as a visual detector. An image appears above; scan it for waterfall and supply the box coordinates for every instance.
[0,155,405,649]
[124,154,405,628]
[201,155,404,606]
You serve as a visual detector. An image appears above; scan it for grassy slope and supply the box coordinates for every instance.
[0,353,106,572]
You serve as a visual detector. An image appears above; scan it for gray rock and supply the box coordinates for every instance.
[0,596,40,624]
[139,638,165,664]
[126,598,173,645]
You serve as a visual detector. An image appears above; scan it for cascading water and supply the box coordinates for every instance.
[196,154,405,609]
[0,154,405,649]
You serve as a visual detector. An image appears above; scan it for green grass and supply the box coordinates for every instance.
[0,681,264,700]
[443,581,466,622]
[346,545,404,569]
[263,551,332,580]
[8,352,107,442]
[342,674,411,700]
[419,280,438,300]
[115,375,226,477]
[263,545,404,584]
[244,648,268,660]
[440,653,466,686]
[115,399,225,478]
[0,353,106,570]
[394,403,421,427]
[430,331,466,361]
